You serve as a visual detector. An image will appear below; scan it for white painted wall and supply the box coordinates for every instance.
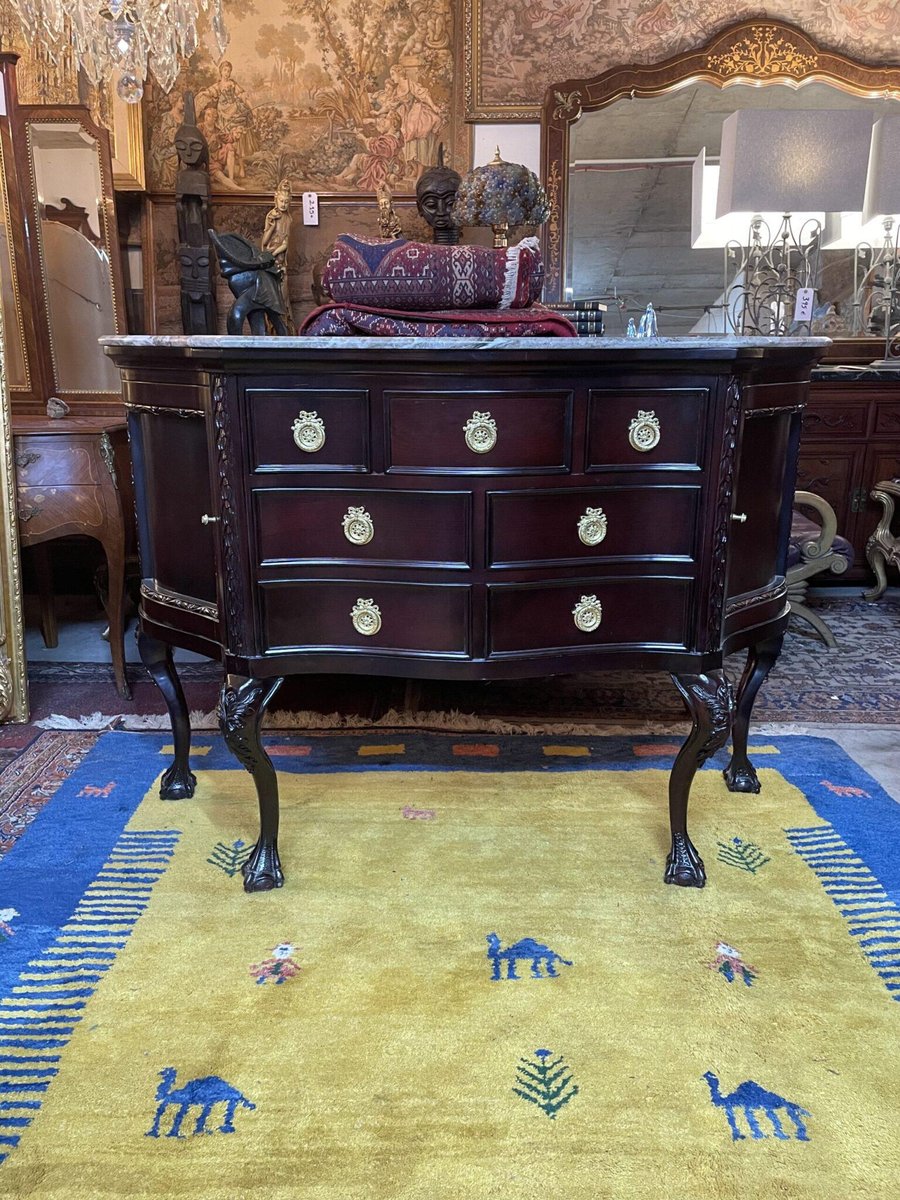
[472,124,541,176]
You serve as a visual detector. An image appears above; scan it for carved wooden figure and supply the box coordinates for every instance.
[175,92,216,335]
[209,230,289,336]
[261,179,295,334]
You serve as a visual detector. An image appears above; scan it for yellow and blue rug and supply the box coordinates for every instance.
[1,731,898,1198]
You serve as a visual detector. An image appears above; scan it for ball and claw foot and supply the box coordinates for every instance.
[241,841,284,893]
[664,832,707,888]
[159,763,196,800]
[723,760,761,794]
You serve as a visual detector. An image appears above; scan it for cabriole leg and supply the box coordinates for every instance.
[218,675,284,893]
[138,629,195,800]
[723,634,783,794]
[666,671,734,888]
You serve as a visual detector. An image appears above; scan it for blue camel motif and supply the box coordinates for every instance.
[486,932,573,980]
[146,1067,256,1138]
[703,1071,811,1141]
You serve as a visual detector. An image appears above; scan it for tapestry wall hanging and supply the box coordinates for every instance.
[145,0,455,195]
[464,1,900,119]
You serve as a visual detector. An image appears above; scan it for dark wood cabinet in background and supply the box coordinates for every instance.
[800,371,900,581]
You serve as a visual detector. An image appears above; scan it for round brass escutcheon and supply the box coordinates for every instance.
[350,597,381,636]
[572,594,603,633]
[463,410,497,454]
[628,409,661,452]
[342,505,374,545]
[578,505,608,546]
[292,410,326,453]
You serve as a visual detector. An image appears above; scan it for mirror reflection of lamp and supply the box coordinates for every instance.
[694,109,873,334]
[824,115,900,355]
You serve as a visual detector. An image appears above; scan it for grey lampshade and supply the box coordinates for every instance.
[862,116,900,223]
[716,109,874,217]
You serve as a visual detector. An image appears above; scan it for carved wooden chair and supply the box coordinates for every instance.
[864,479,900,602]
[786,491,854,648]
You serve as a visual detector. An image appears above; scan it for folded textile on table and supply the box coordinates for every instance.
[299,301,577,337]
[321,234,544,310]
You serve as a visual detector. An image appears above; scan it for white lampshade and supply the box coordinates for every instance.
[690,151,768,247]
[862,116,900,224]
[716,109,874,218]
[692,150,820,247]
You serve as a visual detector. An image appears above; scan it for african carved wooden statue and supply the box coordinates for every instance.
[416,143,461,245]
[175,91,216,335]
[209,230,289,336]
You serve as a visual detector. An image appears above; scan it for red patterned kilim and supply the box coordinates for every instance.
[299,302,576,338]
[321,235,546,311]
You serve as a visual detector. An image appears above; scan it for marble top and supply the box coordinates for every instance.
[102,334,831,353]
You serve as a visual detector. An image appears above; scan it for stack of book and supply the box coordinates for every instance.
[545,299,607,335]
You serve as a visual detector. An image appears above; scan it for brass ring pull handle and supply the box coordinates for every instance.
[628,409,661,452]
[463,410,497,454]
[350,597,382,636]
[292,410,326,453]
[731,513,748,523]
[572,594,603,633]
[342,505,374,545]
[578,506,608,546]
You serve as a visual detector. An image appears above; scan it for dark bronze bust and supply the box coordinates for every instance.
[416,143,461,245]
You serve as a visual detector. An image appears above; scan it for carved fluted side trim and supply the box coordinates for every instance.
[707,376,742,649]
[212,376,245,654]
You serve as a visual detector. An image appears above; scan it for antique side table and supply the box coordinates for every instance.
[12,415,131,698]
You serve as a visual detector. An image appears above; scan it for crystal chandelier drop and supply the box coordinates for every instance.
[7,0,228,102]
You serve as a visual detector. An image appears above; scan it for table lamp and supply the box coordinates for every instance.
[452,148,550,248]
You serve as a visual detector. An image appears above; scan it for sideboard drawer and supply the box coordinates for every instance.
[385,389,573,473]
[488,577,692,655]
[586,388,708,470]
[260,580,471,655]
[255,487,471,567]
[246,388,369,472]
[488,485,698,566]
[874,399,900,437]
[801,400,867,438]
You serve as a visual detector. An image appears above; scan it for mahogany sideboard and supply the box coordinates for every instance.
[103,334,827,893]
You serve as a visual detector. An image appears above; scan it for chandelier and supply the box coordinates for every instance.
[7,0,228,101]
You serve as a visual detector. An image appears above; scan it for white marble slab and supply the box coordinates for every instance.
[102,334,831,352]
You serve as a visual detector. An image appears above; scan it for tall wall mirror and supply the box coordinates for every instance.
[540,20,900,342]
[0,54,126,415]
[28,121,121,394]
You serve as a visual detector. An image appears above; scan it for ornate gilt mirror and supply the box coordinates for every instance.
[540,20,900,342]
